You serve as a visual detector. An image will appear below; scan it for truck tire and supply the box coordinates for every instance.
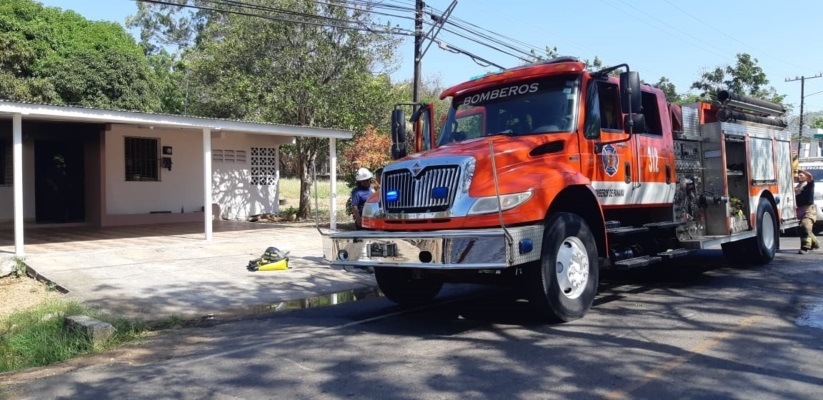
[374,267,443,307]
[526,213,599,322]
[721,198,777,265]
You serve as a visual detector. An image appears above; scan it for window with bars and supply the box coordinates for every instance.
[250,147,277,185]
[125,137,160,181]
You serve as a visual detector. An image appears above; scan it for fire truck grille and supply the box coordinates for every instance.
[383,166,460,213]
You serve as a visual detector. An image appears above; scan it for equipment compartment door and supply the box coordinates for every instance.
[774,137,797,223]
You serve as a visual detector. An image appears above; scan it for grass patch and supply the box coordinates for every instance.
[279,177,350,199]
[0,299,150,373]
[278,177,352,220]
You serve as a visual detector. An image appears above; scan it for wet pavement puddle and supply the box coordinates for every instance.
[201,286,384,323]
[261,287,382,313]
[796,301,823,329]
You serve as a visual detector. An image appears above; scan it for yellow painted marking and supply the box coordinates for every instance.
[603,315,764,400]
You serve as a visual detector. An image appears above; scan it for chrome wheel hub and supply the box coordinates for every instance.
[555,236,589,299]
[762,210,775,250]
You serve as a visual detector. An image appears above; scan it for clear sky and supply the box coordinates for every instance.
[38,0,823,118]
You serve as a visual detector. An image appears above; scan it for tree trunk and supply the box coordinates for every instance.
[297,137,317,219]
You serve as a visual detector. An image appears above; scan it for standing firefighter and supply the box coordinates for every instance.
[350,167,373,230]
[795,169,819,253]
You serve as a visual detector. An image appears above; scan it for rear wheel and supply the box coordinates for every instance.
[721,198,777,265]
[526,213,599,322]
[374,267,443,307]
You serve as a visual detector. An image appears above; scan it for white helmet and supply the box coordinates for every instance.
[355,167,373,182]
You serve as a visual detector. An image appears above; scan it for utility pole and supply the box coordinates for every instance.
[413,0,424,105]
[785,73,823,155]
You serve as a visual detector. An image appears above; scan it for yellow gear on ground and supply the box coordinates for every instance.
[247,246,290,272]
[256,258,289,271]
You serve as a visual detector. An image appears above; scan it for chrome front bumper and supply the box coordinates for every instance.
[324,225,544,270]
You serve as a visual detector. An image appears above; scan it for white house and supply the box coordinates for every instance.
[0,101,351,256]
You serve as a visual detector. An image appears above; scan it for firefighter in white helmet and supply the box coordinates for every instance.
[350,167,373,230]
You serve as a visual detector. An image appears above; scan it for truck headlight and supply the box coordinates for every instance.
[468,191,532,215]
[462,158,476,193]
[363,201,381,217]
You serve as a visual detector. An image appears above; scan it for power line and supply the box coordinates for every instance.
[439,26,531,62]
[471,0,603,59]
[135,0,413,34]
[444,21,536,59]
[134,0,546,79]
[598,0,729,60]
[660,0,805,73]
[786,73,823,151]
[426,3,543,61]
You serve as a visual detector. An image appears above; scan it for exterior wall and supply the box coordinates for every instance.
[211,132,292,220]
[102,125,292,225]
[104,125,206,216]
[1,121,297,226]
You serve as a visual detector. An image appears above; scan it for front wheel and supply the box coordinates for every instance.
[525,213,599,322]
[374,267,443,307]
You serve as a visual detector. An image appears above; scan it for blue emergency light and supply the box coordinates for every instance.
[386,190,399,202]
[431,187,449,199]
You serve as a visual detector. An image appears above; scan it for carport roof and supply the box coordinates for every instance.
[0,100,352,140]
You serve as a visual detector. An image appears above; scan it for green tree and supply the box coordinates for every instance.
[127,0,206,56]
[142,0,402,218]
[529,48,603,70]
[529,46,559,62]
[0,0,161,110]
[147,50,187,114]
[691,53,785,105]
[813,117,823,129]
[651,76,680,104]
[341,125,392,188]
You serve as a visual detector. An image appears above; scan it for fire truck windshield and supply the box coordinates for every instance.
[438,77,579,146]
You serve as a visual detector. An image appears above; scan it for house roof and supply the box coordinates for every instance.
[0,100,352,140]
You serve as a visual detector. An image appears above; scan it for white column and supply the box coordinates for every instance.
[13,114,24,256]
[329,137,337,230]
[274,145,280,214]
[203,128,213,241]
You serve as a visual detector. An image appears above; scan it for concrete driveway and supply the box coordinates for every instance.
[0,221,375,321]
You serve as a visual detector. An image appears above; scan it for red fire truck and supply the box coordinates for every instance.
[325,57,798,321]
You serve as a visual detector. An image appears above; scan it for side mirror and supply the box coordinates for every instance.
[624,114,647,134]
[409,107,423,124]
[410,104,436,152]
[391,109,407,160]
[619,71,642,114]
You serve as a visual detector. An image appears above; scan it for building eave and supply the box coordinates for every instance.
[0,100,352,140]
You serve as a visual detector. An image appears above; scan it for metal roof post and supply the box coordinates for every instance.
[13,113,24,256]
[329,137,337,230]
[203,128,213,241]
[275,145,281,214]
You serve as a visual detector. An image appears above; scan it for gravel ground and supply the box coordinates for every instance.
[0,275,64,320]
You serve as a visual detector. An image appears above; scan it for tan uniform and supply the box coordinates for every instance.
[795,175,819,251]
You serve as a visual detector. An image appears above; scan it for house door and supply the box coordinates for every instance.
[35,140,85,223]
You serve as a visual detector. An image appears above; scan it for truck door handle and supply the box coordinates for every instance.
[624,162,631,184]
[666,164,671,184]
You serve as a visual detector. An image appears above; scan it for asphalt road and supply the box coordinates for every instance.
[4,237,823,400]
